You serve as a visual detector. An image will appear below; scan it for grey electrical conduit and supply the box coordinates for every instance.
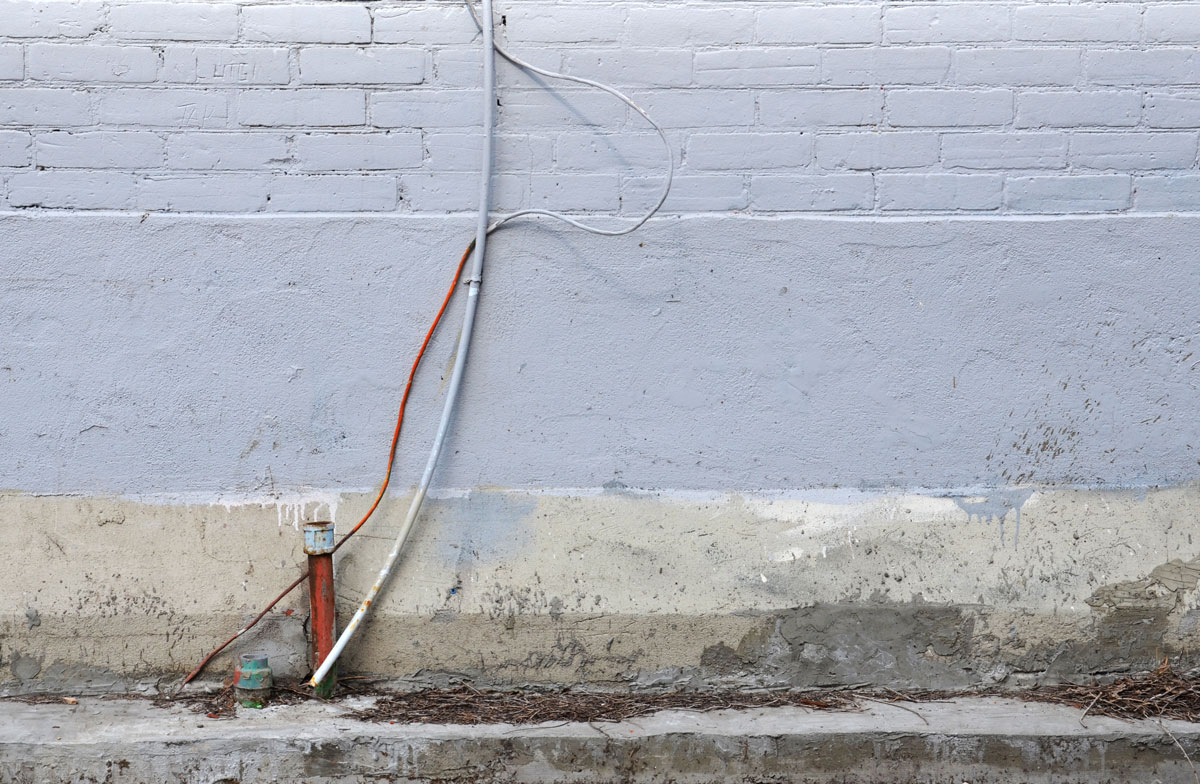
[310,0,673,687]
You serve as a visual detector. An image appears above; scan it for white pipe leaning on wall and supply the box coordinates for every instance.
[310,0,674,687]
[309,0,497,688]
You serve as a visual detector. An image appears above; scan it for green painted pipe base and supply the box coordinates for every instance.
[313,664,336,699]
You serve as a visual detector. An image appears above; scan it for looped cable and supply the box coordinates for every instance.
[463,0,675,237]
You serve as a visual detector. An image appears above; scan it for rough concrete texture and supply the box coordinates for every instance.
[5,483,1200,694]
[6,213,1200,492]
[5,213,1200,693]
[4,696,1200,783]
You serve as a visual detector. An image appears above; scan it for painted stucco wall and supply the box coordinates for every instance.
[4,0,1200,693]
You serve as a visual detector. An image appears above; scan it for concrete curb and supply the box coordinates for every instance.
[2,696,1198,783]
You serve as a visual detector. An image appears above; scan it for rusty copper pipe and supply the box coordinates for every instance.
[304,522,337,698]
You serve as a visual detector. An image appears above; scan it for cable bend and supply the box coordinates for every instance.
[463,0,675,238]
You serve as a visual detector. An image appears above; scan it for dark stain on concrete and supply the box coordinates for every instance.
[705,603,980,689]
[691,605,975,688]
[698,642,741,674]
[9,651,42,680]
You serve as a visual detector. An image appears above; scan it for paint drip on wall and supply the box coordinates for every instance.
[952,489,1035,546]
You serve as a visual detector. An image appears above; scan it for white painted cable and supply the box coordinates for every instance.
[463,0,674,237]
[309,0,497,688]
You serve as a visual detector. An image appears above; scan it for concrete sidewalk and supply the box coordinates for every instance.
[2,695,1198,783]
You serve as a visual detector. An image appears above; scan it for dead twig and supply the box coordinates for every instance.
[857,694,929,726]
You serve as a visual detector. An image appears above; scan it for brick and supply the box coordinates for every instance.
[695,49,819,87]
[504,5,624,44]
[0,130,31,166]
[627,7,754,47]
[555,133,670,172]
[758,6,880,45]
[878,173,1002,210]
[0,45,21,81]
[760,89,882,127]
[1133,175,1200,210]
[1070,132,1198,170]
[299,47,425,86]
[425,132,551,172]
[242,5,370,45]
[372,6,480,46]
[238,89,365,128]
[751,174,873,211]
[887,89,1012,127]
[1087,50,1200,86]
[400,172,526,211]
[35,131,164,169]
[0,88,91,125]
[109,3,238,42]
[495,89,623,130]
[1146,91,1200,128]
[27,43,159,84]
[373,90,483,129]
[1006,175,1130,212]
[687,132,811,171]
[140,173,270,211]
[816,132,938,170]
[1014,5,1140,42]
[432,49,481,88]
[166,132,291,170]
[955,49,1083,87]
[628,90,756,129]
[1016,91,1141,128]
[0,1,103,38]
[562,49,692,88]
[162,47,290,85]
[8,171,137,209]
[266,174,397,211]
[98,88,229,129]
[885,5,1010,44]
[295,132,423,171]
[623,174,747,212]
[530,173,621,211]
[1145,5,1200,43]
[941,133,1068,169]
[823,48,952,86]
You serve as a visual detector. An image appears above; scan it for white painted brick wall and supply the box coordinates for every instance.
[295,131,422,171]
[109,3,239,42]
[35,130,164,168]
[242,4,370,44]
[161,47,290,86]
[0,45,23,80]
[815,132,939,170]
[885,6,1010,44]
[878,172,1004,211]
[0,129,31,166]
[0,0,1199,214]
[298,47,425,86]
[166,132,289,170]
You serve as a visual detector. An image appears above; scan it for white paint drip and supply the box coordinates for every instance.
[124,488,357,529]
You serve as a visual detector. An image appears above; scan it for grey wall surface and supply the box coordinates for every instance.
[7,0,1200,694]
[5,213,1198,496]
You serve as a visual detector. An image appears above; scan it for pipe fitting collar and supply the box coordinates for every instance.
[303,522,336,555]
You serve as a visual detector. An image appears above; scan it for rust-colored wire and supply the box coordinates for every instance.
[182,241,475,686]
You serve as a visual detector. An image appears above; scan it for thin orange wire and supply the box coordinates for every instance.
[183,241,475,685]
